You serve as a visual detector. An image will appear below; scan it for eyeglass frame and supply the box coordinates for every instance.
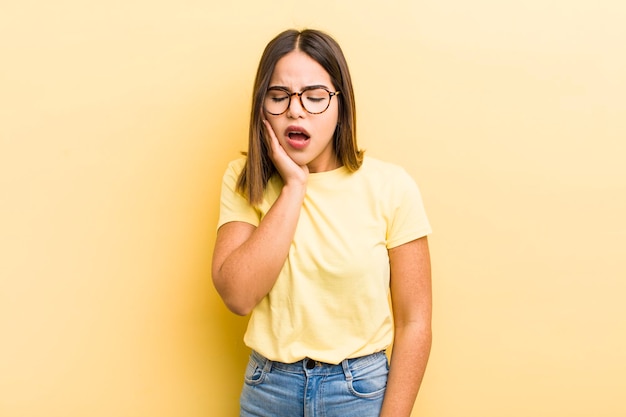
[263,85,341,115]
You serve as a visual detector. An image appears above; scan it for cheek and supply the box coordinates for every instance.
[322,110,340,135]
[264,117,282,138]
[328,103,340,126]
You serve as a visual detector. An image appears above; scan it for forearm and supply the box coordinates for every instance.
[213,183,305,315]
[380,322,432,417]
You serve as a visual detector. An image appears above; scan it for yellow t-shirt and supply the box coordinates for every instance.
[217,156,431,364]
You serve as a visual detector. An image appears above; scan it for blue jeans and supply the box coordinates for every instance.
[240,350,389,417]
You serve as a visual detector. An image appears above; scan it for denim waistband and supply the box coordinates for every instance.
[249,350,387,376]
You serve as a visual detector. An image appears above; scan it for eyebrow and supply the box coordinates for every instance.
[267,84,330,91]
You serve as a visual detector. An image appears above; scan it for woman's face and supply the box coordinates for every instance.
[264,50,340,173]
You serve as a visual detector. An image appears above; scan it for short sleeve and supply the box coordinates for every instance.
[217,159,261,229]
[386,168,432,248]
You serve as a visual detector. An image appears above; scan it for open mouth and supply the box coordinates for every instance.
[285,126,311,149]
[288,131,310,141]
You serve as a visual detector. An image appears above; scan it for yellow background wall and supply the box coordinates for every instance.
[1,1,624,416]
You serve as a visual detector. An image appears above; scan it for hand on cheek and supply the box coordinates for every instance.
[263,120,309,185]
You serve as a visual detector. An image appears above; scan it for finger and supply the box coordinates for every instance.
[263,120,290,165]
[262,120,279,150]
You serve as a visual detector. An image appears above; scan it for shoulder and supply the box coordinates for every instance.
[225,157,247,174]
[221,157,247,181]
[355,157,425,209]
[358,156,415,184]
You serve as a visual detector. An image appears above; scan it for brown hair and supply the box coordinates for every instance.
[237,28,363,205]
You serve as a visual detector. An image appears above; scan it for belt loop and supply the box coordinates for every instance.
[253,351,273,374]
[341,358,353,382]
[262,355,273,374]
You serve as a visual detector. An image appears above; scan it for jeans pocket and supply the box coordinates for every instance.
[346,354,389,399]
[244,356,269,386]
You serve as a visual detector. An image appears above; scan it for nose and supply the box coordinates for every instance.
[286,92,306,118]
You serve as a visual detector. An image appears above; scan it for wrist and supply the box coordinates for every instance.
[281,181,307,201]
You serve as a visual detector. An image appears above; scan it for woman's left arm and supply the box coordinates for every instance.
[380,236,432,417]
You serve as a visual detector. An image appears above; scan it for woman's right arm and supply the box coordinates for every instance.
[211,121,308,316]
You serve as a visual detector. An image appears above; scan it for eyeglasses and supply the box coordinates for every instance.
[264,86,341,115]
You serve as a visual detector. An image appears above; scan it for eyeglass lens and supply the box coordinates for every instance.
[264,88,334,115]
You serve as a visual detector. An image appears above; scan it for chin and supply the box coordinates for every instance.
[290,156,312,167]
[281,150,308,166]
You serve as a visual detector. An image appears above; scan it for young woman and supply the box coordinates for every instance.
[212,29,432,417]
